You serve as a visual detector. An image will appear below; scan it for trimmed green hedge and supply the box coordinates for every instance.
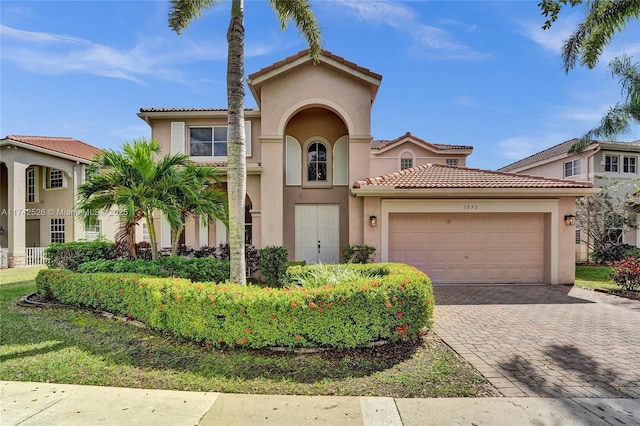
[77,257,230,283]
[36,263,434,349]
[45,241,116,271]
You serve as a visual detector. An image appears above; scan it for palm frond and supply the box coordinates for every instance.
[268,0,322,62]
[168,0,221,34]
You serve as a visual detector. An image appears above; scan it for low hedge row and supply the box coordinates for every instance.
[77,257,230,283]
[35,263,434,349]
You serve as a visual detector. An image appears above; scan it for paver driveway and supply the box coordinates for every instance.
[432,285,640,398]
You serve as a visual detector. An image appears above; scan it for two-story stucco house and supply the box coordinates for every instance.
[0,136,120,268]
[498,138,640,261]
[137,50,596,285]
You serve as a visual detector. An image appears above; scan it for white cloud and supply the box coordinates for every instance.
[332,0,415,28]
[0,24,281,84]
[452,96,479,107]
[330,0,486,61]
[516,17,576,54]
[496,136,544,161]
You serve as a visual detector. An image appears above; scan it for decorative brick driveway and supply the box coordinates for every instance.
[433,285,640,398]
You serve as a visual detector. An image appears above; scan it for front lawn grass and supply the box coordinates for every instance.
[0,270,496,398]
[575,264,618,291]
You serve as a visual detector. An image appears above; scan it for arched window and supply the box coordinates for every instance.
[307,141,328,182]
[26,167,36,203]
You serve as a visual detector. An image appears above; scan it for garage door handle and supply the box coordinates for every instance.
[317,240,321,254]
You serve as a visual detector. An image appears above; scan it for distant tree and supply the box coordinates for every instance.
[576,178,639,263]
[168,0,321,284]
[569,55,640,153]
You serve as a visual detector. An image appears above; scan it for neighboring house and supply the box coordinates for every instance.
[0,136,120,268]
[498,138,640,261]
[137,49,596,285]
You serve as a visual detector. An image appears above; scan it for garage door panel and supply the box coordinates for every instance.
[388,213,545,284]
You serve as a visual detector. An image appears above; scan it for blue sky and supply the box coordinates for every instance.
[1,1,639,170]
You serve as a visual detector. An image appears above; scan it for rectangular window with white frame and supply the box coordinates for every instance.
[189,126,228,157]
[564,159,581,177]
[623,156,637,173]
[188,122,252,158]
[575,229,581,244]
[47,168,64,189]
[400,158,413,170]
[446,159,458,166]
[84,220,101,241]
[142,223,151,242]
[605,155,619,172]
[50,218,65,243]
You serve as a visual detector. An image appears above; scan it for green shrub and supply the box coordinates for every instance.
[342,245,376,264]
[45,240,116,271]
[77,257,229,283]
[609,257,640,291]
[285,263,386,288]
[195,244,259,277]
[258,246,289,286]
[36,263,434,350]
[623,246,640,259]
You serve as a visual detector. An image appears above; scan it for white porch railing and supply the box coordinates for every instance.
[25,247,47,266]
[0,249,7,268]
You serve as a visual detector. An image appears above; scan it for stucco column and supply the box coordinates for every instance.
[362,196,382,262]
[348,136,372,245]
[259,135,284,247]
[8,161,27,267]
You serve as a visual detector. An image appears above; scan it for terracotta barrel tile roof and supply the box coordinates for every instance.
[371,132,472,151]
[247,49,382,81]
[354,163,594,189]
[3,135,101,161]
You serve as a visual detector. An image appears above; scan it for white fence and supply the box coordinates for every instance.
[25,247,46,266]
[0,249,7,268]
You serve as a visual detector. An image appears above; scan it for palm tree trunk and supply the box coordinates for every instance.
[146,215,160,260]
[226,0,247,284]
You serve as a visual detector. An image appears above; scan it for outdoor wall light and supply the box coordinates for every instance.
[564,215,576,226]
[369,215,377,227]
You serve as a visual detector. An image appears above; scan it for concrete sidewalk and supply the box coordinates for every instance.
[2,381,639,425]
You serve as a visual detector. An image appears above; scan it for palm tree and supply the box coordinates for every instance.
[540,0,640,73]
[78,138,191,260]
[164,164,228,256]
[569,55,640,153]
[168,0,321,284]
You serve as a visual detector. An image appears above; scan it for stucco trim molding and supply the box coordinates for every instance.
[277,98,355,137]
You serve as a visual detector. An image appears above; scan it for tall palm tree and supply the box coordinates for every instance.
[569,54,640,153]
[168,0,321,284]
[78,138,191,260]
[164,164,228,256]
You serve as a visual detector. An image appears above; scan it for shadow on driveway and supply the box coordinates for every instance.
[433,284,594,305]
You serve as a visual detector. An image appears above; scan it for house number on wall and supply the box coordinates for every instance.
[463,205,479,210]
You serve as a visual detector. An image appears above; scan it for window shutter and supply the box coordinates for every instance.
[286,136,302,185]
[244,121,252,157]
[170,122,185,154]
[333,136,349,185]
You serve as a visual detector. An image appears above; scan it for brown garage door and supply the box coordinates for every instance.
[389,213,545,284]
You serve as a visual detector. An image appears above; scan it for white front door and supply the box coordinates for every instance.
[295,204,339,264]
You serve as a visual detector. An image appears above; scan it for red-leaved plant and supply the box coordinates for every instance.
[609,257,640,291]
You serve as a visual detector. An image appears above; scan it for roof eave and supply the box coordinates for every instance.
[498,142,598,173]
[137,109,261,123]
[0,139,96,164]
[351,187,600,198]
